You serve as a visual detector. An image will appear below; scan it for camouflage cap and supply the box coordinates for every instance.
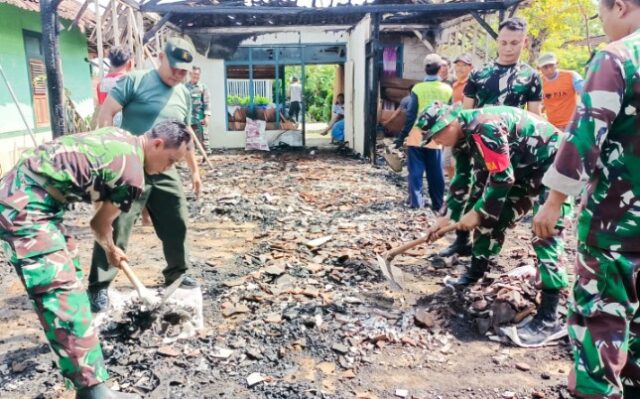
[164,37,195,70]
[414,101,461,142]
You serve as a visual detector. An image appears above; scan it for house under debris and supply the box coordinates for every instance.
[140,0,519,157]
[9,0,521,165]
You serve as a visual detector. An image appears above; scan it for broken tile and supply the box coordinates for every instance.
[211,347,234,359]
[157,346,180,357]
[395,389,409,398]
[305,236,332,249]
[246,372,265,387]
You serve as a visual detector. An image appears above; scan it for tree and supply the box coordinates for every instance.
[519,0,602,72]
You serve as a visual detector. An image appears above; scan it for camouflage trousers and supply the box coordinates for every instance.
[0,167,108,389]
[472,173,571,290]
[568,244,640,399]
[192,123,210,153]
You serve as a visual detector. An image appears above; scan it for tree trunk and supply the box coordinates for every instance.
[528,29,548,66]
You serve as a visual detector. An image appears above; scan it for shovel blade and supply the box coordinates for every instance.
[376,255,404,291]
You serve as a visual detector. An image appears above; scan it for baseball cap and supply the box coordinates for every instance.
[164,37,195,70]
[537,52,557,67]
[423,53,443,67]
[415,101,462,143]
[454,53,473,66]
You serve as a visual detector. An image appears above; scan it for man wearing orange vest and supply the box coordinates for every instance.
[538,53,584,130]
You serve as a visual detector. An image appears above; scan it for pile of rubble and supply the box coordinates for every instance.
[0,149,574,398]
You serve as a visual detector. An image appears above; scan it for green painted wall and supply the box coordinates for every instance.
[0,4,93,135]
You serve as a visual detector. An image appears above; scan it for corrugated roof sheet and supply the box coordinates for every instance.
[0,0,96,28]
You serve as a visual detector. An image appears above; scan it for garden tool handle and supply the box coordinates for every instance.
[386,223,460,259]
[429,223,459,242]
[386,235,432,259]
[119,260,149,297]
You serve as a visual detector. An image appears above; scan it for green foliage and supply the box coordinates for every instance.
[323,92,334,122]
[254,95,271,106]
[227,95,272,107]
[520,0,602,72]
[226,95,242,106]
[284,65,338,122]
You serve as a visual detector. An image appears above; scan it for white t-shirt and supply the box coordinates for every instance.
[290,83,302,102]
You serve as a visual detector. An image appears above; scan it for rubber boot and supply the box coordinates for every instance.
[88,287,109,313]
[439,230,472,257]
[76,383,141,399]
[446,257,489,287]
[516,289,565,346]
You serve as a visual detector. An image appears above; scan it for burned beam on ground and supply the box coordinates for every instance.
[40,0,66,137]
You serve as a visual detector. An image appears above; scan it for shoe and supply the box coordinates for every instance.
[76,383,141,399]
[516,289,566,346]
[445,257,489,288]
[88,288,109,313]
[166,275,199,288]
[438,230,472,257]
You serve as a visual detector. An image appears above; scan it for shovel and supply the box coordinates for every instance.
[381,146,404,173]
[119,261,161,308]
[377,223,459,290]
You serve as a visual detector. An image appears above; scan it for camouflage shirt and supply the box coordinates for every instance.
[185,81,211,125]
[16,127,145,212]
[446,107,561,222]
[542,28,640,252]
[464,61,543,108]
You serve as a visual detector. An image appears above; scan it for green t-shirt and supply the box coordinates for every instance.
[110,69,192,135]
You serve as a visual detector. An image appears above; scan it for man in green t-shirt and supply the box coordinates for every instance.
[90,37,202,313]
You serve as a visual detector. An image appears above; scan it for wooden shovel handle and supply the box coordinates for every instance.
[386,223,459,259]
[386,235,431,259]
[119,260,148,296]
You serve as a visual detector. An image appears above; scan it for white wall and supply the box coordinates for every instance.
[344,15,370,156]
[0,130,51,176]
[245,29,348,45]
[402,36,430,80]
[194,28,350,149]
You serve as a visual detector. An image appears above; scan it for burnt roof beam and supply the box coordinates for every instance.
[471,11,497,40]
[141,0,521,16]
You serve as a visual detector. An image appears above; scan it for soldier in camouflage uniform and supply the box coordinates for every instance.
[533,1,640,397]
[185,66,211,153]
[440,16,544,259]
[0,121,192,399]
[414,102,570,345]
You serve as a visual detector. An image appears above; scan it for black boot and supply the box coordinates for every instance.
[88,287,109,313]
[76,383,141,399]
[516,289,566,346]
[439,230,472,257]
[445,257,489,287]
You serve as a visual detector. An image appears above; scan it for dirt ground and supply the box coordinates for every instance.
[0,149,575,399]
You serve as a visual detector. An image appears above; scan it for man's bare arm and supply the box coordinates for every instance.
[462,96,476,110]
[97,96,123,128]
[527,101,542,116]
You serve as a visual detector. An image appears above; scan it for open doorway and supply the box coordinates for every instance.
[224,44,346,148]
[284,64,344,147]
